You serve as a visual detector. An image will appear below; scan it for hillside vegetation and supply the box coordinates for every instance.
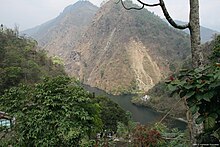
[0,27,130,146]
[0,28,65,94]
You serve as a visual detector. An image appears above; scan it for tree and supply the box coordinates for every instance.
[118,0,204,144]
[0,28,66,94]
[93,96,129,132]
[0,76,102,146]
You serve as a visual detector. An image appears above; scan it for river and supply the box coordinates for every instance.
[83,85,187,130]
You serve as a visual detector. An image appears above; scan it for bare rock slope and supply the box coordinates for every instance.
[24,1,191,94]
[68,1,190,94]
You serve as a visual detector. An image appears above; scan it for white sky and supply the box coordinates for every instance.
[0,0,219,31]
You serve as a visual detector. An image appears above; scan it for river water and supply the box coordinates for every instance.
[83,85,187,130]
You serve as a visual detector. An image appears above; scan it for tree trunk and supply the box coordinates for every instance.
[189,0,204,68]
[189,0,204,144]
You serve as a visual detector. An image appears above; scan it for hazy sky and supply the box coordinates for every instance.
[0,0,219,31]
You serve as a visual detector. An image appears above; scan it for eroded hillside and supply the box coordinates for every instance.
[24,0,191,94]
[67,0,190,94]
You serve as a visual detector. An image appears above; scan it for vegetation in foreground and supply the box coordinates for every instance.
[0,28,130,146]
[1,75,190,146]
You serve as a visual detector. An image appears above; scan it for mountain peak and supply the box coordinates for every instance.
[61,1,97,15]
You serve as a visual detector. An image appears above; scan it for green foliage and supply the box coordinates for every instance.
[93,96,129,132]
[0,28,65,95]
[167,65,220,143]
[51,56,64,65]
[116,120,137,140]
[0,76,102,146]
[210,35,220,63]
[153,123,190,146]
[115,122,189,146]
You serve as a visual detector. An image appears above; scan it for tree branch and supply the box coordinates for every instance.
[159,98,183,124]
[159,0,189,30]
[118,0,189,30]
[137,0,160,7]
[117,0,144,10]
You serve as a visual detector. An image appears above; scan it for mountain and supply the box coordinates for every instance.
[65,0,190,94]
[23,0,191,94]
[23,1,98,57]
[173,20,219,43]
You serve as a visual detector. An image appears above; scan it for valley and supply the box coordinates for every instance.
[23,0,191,94]
[1,0,220,146]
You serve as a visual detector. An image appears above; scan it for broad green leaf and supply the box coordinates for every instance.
[217,109,220,115]
[185,91,195,99]
[201,91,215,102]
[168,84,177,92]
[190,105,199,115]
[212,128,220,140]
[195,115,205,124]
[196,82,207,89]
[212,131,219,140]
[209,81,220,88]
[179,90,187,98]
[209,113,218,119]
[205,116,216,130]
[185,85,194,90]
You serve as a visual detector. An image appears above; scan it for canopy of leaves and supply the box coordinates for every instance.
[210,35,220,63]
[0,76,102,146]
[168,65,220,143]
[167,35,220,144]
[93,96,129,132]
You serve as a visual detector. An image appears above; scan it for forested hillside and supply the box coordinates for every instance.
[0,28,66,94]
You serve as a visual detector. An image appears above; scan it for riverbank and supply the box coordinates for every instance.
[83,84,187,130]
[131,94,187,120]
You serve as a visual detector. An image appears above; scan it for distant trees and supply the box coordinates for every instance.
[0,28,66,94]
[94,96,129,132]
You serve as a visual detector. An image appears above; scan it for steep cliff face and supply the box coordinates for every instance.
[67,1,190,94]
[23,1,98,59]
